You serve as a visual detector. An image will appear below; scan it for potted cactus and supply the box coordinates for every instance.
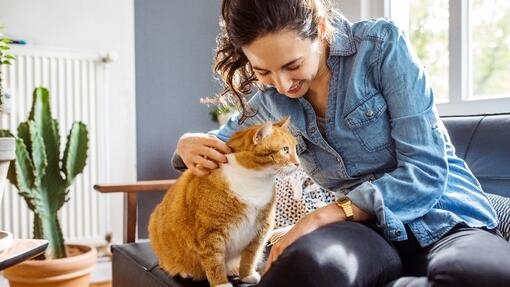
[2,87,96,287]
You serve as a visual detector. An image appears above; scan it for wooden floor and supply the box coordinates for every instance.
[90,257,112,287]
[90,281,112,287]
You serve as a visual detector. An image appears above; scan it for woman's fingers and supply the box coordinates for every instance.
[189,164,210,177]
[198,145,228,165]
[177,133,231,176]
[193,153,218,170]
[263,207,336,272]
[264,241,284,273]
[264,247,276,273]
[203,136,232,155]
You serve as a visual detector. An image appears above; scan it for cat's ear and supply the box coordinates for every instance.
[253,121,273,144]
[274,116,290,128]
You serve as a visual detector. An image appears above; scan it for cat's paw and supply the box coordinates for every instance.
[214,283,233,287]
[240,272,261,284]
[178,272,192,279]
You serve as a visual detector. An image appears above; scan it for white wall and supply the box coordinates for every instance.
[0,0,136,243]
[336,0,385,22]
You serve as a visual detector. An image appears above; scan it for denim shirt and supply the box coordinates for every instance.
[208,18,498,247]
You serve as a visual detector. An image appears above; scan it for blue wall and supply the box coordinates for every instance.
[135,0,221,238]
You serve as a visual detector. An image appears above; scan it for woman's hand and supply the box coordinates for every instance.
[264,203,344,273]
[176,133,232,176]
[264,202,373,272]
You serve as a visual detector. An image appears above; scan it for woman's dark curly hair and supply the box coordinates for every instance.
[214,0,337,123]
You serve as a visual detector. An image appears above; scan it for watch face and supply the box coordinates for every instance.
[337,197,350,204]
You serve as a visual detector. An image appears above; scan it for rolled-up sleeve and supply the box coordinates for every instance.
[347,22,449,241]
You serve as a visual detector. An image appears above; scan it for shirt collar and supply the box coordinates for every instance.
[329,16,356,56]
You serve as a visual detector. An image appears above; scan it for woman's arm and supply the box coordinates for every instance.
[264,198,374,271]
[347,21,449,241]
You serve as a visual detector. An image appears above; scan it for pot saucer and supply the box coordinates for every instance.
[0,230,13,253]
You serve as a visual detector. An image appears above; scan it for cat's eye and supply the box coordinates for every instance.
[282,146,289,154]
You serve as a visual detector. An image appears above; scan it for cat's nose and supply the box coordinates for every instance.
[292,154,300,167]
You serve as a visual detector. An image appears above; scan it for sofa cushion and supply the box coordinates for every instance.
[486,193,510,241]
[111,243,255,287]
[112,242,190,287]
[442,114,510,198]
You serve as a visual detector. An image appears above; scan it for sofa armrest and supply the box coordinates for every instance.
[94,179,176,243]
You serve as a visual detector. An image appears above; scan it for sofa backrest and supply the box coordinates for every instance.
[442,113,510,198]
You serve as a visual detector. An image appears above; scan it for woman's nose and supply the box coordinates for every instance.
[272,73,292,94]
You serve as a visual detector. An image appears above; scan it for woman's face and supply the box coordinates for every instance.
[242,29,327,99]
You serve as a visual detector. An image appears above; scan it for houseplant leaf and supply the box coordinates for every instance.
[62,122,88,186]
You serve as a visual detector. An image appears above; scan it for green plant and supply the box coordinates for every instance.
[0,26,16,107]
[200,95,237,123]
[5,87,89,259]
[208,103,236,123]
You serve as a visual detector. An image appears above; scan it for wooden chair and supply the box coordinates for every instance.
[93,179,176,243]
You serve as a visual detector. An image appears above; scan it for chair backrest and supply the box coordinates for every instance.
[442,113,510,197]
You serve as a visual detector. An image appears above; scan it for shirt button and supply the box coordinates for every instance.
[395,229,401,237]
[366,110,375,118]
[336,157,341,162]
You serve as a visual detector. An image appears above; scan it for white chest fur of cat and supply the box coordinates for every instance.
[148,118,300,287]
[221,154,277,270]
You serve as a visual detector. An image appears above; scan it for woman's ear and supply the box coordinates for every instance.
[317,17,327,39]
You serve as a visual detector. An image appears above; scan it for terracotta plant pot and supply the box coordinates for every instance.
[3,244,97,287]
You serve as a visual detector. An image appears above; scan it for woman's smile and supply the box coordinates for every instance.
[287,80,304,95]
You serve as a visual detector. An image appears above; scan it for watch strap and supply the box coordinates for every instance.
[335,197,354,221]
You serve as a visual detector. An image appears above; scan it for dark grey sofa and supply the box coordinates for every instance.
[110,113,510,287]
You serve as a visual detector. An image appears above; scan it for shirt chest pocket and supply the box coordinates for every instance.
[344,93,392,152]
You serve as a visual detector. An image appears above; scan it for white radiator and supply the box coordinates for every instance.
[0,46,112,245]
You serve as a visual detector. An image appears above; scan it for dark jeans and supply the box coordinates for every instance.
[388,224,510,287]
[257,222,510,287]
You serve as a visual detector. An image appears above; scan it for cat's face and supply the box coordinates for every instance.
[227,117,300,175]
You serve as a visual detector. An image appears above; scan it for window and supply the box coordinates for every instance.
[388,0,510,115]
[470,0,510,100]
[408,0,449,103]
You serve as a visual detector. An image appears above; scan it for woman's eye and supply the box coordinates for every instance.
[286,65,300,71]
[282,146,289,154]
[256,71,269,77]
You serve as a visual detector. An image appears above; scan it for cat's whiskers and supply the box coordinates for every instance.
[277,164,299,176]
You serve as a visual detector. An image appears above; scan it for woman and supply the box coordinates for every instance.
[172,0,510,286]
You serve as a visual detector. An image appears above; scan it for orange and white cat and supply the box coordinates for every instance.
[149,117,300,287]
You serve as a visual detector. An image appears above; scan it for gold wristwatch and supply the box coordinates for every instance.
[335,197,354,221]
